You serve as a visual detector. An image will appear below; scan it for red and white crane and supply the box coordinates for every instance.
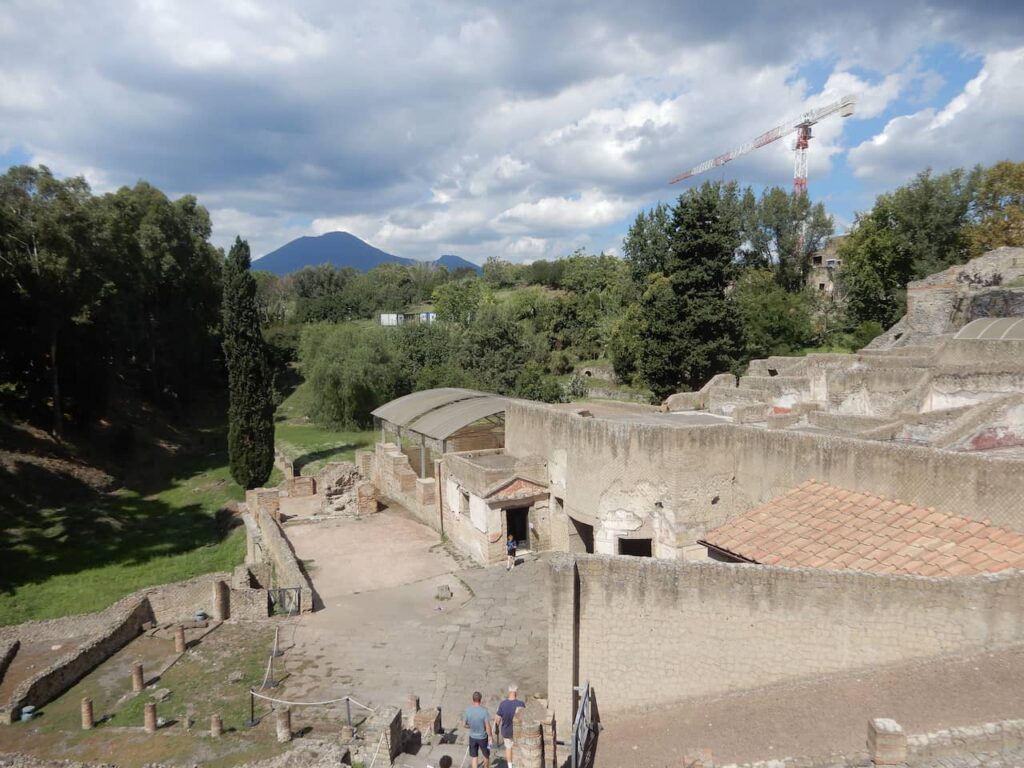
[669,94,857,194]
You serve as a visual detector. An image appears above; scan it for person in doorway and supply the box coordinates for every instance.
[506,533,517,572]
[463,691,493,768]
[495,684,527,768]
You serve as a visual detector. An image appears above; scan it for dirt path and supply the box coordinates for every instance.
[595,644,1024,767]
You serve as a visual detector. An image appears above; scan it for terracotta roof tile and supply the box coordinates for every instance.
[703,480,1024,578]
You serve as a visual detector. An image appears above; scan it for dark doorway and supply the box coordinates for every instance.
[618,538,652,557]
[506,506,530,549]
[570,516,594,554]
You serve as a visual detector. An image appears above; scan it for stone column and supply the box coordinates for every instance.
[174,625,187,653]
[80,697,94,730]
[403,692,420,727]
[341,724,355,742]
[276,706,292,743]
[210,714,223,738]
[868,718,907,766]
[518,721,543,768]
[131,662,145,693]
[144,702,158,733]
[212,580,230,621]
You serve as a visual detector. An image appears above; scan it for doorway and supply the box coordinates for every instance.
[506,506,530,549]
[618,537,652,557]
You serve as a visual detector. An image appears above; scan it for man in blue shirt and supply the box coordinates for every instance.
[495,684,527,768]
[462,691,493,768]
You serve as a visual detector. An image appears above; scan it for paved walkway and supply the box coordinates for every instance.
[276,509,547,727]
[595,644,1024,767]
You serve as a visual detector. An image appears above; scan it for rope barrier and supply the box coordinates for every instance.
[458,744,470,768]
[251,690,373,708]
[367,731,386,768]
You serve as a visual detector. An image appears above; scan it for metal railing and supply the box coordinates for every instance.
[571,681,598,768]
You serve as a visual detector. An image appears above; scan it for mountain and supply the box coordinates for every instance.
[253,231,481,276]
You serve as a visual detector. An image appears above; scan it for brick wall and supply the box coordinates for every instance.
[145,572,229,623]
[2,596,153,723]
[255,509,314,612]
[547,554,1024,723]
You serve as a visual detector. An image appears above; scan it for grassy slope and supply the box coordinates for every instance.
[274,381,375,475]
[0,420,281,626]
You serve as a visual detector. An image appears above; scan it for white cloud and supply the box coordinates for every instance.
[848,47,1024,184]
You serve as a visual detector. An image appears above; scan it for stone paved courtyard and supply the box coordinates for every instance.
[272,508,548,733]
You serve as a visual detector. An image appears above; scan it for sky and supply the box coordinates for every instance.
[1,1,1023,264]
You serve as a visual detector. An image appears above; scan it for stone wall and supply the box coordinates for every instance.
[547,554,1024,723]
[145,572,229,623]
[2,596,153,723]
[506,402,1024,550]
[0,641,19,686]
[255,509,314,612]
[362,442,440,531]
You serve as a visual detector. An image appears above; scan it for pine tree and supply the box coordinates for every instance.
[638,182,745,399]
[222,237,275,489]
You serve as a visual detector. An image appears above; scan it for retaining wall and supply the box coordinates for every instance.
[548,554,1024,723]
[255,509,314,612]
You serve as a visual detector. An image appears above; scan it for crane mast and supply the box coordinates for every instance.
[670,94,857,194]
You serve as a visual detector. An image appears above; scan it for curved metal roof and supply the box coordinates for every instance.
[371,388,481,424]
[954,317,1024,341]
[408,396,509,441]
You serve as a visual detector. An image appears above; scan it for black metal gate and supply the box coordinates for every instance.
[571,681,598,768]
[268,587,301,616]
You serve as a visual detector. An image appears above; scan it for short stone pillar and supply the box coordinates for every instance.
[174,625,187,654]
[144,702,158,734]
[80,697,94,730]
[210,714,223,738]
[276,706,292,743]
[212,580,230,621]
[518,721,544,768]
[341,723,355,742]
[403,692,420,727]
[131,662,145,693]
[868,718,907,766]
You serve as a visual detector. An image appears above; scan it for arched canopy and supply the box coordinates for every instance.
[372,388,509,441]
[954,317,1024,341]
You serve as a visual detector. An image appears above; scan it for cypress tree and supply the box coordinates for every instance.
[222,237,274,489]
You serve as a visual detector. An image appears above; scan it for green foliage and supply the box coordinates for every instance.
[223,238,275,489]
[513,361,564,403]
[623,202,671,285]
[300,322,410,429]
[968,160,1024,254]
[0,166,224,433]
[607,304,644,385]
[433,278,485,327]
[456,305,543,394]
[732,270,815,359]
[482,255,517,289]
[563,373,589,401]
[744,187,834,291]
[637,182,745,398]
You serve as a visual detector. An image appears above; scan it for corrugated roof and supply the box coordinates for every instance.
[371,388,482,425]
[407,395,508,441]
[702,480,1024,577]
[954,317,1024,341]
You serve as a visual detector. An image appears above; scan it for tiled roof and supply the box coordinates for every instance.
[702,480,1024,577]
[487,477,547,502]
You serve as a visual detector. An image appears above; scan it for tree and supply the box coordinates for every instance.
[434,278,484,327]
[222,237,275,489]
[732,269,815,359]
[623,202,671,285]
[637,182,744,398]
[968,160,1024,254]
[744,187,833,291]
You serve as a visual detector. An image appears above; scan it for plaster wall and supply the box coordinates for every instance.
[547,554,1024,723]
[505,402,1024,546]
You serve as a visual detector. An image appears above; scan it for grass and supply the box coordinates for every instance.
[0,625,290,767]
[274,381,375,475]
[0,419,278,626]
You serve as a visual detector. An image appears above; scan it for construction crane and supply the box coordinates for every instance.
[669,94,857,194]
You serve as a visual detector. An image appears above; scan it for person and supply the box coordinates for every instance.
[506,534,517,572]
[495,684,527,768]
[438,757,453,768]
[463,691,493,768]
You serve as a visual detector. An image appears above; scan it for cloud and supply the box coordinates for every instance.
[1,1,1022,261]
[848,48,1024,184]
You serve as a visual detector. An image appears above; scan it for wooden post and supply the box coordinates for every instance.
[80,697,94,730]
[131,662,144,693]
